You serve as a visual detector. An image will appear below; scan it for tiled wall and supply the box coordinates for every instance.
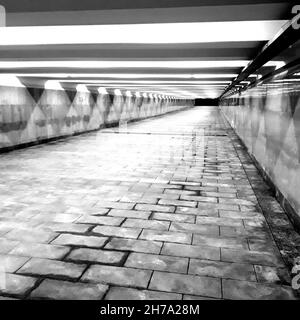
[220,71,300,224]
[0,85,193,150]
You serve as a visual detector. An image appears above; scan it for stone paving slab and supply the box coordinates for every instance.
[4,229,58,244]
[161,242,220,260]
[0,254,30,273]
[139,229,192,244]
[125,252,189,273]
[30,279,108,300]
[149,271,222,298]
[105,238,162,254]
[18,258,86,280]
[0,106,298,300]
[188,259,256,281]
[122,218,170,231]
[10,243,70,260]
[222,279,296,300]
[221,248,285,267]
[105,287,182,300]
[192,234,248,250]
[0,238,20,254]
[66,248,126,265]
[108,209,151,219]
[51,234,108,248]
[81,265,152,288]
[0,273,37,297]
[92,226,141,239]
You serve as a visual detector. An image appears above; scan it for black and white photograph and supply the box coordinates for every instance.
[0,0,299,311]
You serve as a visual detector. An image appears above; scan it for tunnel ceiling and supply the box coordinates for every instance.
[0,0,297,99]
[0,0,294,13]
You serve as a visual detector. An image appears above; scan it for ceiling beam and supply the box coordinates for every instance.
[221,18,300,97]
[6,4,292,26]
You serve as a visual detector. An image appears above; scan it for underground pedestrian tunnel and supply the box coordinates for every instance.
[0,0,300,300]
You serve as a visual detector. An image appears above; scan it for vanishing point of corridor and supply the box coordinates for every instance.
[0,106,297,300]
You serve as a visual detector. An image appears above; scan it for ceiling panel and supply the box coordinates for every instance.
[1,0,294,13]
[0,0,294,98]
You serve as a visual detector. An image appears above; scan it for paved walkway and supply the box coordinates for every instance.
[0,106,298,300]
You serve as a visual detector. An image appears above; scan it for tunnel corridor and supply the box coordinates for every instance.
[0,106,298,300]
[0,0,300,302]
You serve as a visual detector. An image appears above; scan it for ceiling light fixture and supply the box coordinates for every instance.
[0,21,287,45]
[0,60,250,69]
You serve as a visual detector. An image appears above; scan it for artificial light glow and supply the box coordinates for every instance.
[44,80,63,90]
[192,74,238,79]
[274,79,300,82]
[0,21,286,46]
[9,73,239,79]
[263,61,285,69]
[76,84,89,92]
[125,90,132,97]
[114,89,122,96]
[0,60,251,69]
[241,61,284,74]
[98,87,108,94]
[0,75,24,87]
[60,80,230,84]
[143,93,148,98]
[82,84,226,87]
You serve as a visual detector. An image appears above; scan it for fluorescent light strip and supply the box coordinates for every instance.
[82,84,226,87]
[0,60,250,69]
[0,21,287,45]
[11,73,239,79]
[98,88,225,91]
[274,79,300,82]
[263,61,285,69]
[60,80,230,84]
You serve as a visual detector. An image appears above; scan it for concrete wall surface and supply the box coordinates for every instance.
[220,72,300,224]
[0,84,194,150]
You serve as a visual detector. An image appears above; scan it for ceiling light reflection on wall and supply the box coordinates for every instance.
[44,80,63,90]
[98,87,108,94]
[263,61,285,69]
[0,75,24,87]
[76,84,89,92]
[114,89,122,96]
